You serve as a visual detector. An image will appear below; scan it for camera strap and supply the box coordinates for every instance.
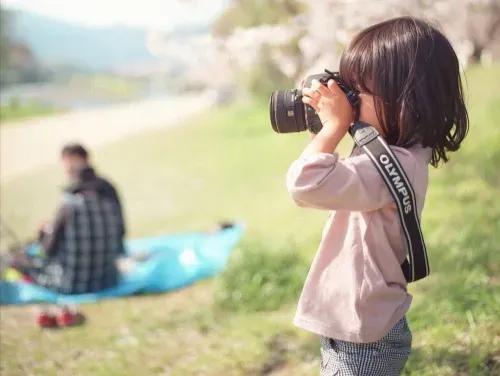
[348,121,430,282]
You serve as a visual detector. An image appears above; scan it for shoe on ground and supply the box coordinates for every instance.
[36,311,58,329]
[56,307,85,327]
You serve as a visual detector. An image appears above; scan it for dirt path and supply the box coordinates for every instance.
[0,92,215,183]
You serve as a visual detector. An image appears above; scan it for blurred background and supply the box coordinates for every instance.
[0,0,499,375]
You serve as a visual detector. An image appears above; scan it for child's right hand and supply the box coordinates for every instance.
[302,79,354,135]
[299,79,354,157]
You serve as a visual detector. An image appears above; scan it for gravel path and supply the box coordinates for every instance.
[0,92,215,182]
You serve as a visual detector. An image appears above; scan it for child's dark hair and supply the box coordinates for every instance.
[340,17,469,167]
[61,143,89,160]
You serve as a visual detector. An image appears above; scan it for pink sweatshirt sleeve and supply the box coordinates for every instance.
[286,151,413,211]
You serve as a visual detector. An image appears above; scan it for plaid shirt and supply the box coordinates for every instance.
[40,167,125,294]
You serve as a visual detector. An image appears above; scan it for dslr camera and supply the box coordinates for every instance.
[269,69,359,134]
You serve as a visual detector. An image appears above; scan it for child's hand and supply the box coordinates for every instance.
[302,79,354,134]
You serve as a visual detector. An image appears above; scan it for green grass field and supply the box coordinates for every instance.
[1,65,499,375]
[0,101,58,123]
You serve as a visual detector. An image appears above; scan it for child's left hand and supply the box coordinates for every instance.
[302,79,354,134]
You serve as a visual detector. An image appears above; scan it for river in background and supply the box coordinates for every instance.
[0,78,172,110]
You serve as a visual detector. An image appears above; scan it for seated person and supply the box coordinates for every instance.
[33,143,126,294]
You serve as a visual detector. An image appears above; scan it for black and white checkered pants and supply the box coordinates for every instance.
[320,316,412,376]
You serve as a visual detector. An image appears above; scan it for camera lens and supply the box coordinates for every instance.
[269,70,358,135]
[269,89,307,133]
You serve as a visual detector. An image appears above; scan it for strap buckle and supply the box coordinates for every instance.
[349,121,379,147]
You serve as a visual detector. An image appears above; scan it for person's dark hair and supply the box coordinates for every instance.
[61,143,89,160]
[340,17,469,167]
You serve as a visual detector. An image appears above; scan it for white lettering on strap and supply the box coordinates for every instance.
[379,153,412,214]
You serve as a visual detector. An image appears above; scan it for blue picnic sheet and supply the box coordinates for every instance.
[0,224,244,305]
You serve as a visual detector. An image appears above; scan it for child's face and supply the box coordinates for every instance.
[359,93,383,135]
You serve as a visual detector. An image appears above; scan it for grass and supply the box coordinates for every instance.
[214,241,308,312]
[1,65,499,375]
[0,100,59,123]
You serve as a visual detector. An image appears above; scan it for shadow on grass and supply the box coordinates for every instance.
[248,331,319,376]
[404,345,500,376]
[248,330,500,376]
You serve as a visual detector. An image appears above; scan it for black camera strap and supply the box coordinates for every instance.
[348,121,430,282]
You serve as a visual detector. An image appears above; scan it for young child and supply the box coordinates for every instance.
[286,17,468,375]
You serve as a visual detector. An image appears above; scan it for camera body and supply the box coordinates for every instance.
[269,70,359,134]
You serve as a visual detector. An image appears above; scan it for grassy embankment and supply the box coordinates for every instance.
[1,65,499,375]
[0,101,58,123]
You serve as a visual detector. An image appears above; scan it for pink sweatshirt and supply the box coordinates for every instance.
[286,144,432,343]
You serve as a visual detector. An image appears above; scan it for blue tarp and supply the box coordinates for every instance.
[0,225,244,305]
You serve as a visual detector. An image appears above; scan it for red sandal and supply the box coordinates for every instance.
[56,306,85,327]
[36,311,58,329]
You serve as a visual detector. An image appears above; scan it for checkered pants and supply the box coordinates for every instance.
[320,316,412,376]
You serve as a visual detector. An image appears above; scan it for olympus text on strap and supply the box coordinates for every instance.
[349,121,430,282]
